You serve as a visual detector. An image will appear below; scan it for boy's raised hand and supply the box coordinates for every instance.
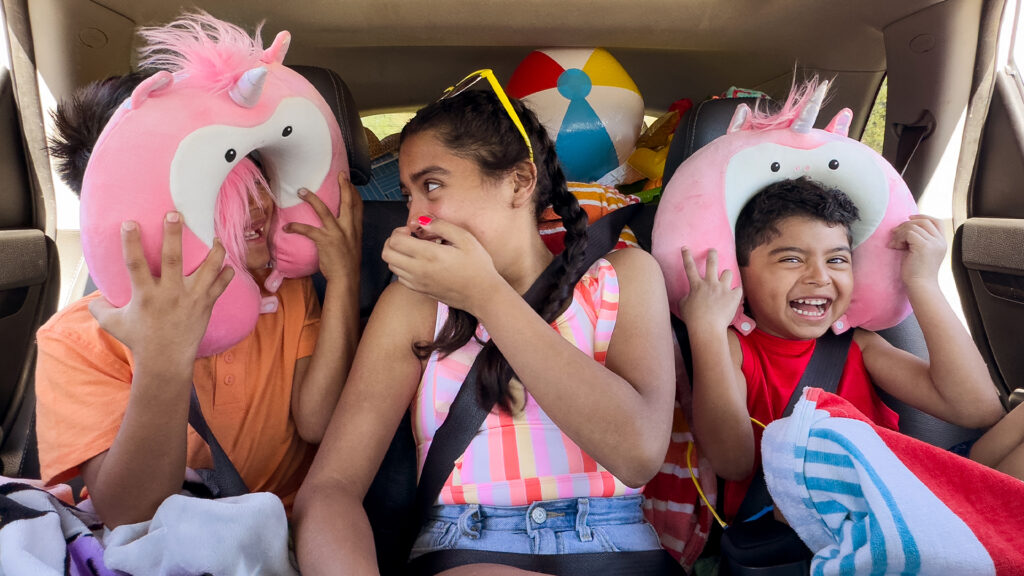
[89,212,234,369]
[678,247,743,331]
[889,214,947,288]
[283,173,363,283]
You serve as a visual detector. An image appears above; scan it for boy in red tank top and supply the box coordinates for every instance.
[678,177,1003,522]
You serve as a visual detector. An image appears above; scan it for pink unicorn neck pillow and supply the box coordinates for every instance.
[652,80,917,335]
[80,13,348,356]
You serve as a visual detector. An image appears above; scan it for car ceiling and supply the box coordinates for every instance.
[32,0,943,109]
[17,0,979,196]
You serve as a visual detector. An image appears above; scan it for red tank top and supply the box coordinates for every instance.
[722,328,900,521]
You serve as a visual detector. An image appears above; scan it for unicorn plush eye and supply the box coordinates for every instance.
[225,148,237,162]
[770,161,781,172]
[282,126,293,137]
[829,159,840,170]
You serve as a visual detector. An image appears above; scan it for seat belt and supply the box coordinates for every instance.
[184,386,249,498]
[409,203,683,576]
[733,329,853,523]
[892,110,935,177]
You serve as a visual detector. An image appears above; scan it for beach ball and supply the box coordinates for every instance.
[507,48,644,182]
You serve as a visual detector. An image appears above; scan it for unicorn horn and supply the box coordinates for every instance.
[791,80,829,134]
[228,66,268,108]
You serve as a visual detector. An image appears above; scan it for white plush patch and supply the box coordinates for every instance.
[724,140,888,248]
[169,97,332,247]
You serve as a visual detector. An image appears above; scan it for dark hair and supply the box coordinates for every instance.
[47,72,148,196]
[401,89,587,413]
[735,177,860,266]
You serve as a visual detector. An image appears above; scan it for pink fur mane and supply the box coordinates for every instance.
[138,11,266,94]
[749,76,825,130]
[215,157,268,271]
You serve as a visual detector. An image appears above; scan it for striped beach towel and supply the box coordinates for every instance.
[763,387,1024,574]
[643,401,715,571]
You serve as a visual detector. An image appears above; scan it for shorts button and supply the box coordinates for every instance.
[224,352,234,364]
[225,375,235,386]
[530,507,547,524]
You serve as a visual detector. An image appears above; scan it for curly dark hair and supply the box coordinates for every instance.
[735,177,860,266]
[400,89,587,413]
[47,72,147,196]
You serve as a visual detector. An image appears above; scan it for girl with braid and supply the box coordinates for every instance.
[295,80,677,574]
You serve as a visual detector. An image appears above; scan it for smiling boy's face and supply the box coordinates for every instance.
[739,215,853,340]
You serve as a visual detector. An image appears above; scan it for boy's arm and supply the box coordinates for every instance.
[82,213,234,528]
[859,215,1003,428]
[679,248,754,480]
[286,175,363,444]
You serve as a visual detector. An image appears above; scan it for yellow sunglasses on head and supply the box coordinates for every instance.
[440,69,535,163]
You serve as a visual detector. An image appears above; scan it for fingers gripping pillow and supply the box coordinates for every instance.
[80,13,347,356]
[652,80,917,335]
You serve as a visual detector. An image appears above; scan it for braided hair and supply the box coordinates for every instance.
[401,89,588,412]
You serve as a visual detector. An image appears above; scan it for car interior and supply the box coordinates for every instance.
[1,0,1022,566]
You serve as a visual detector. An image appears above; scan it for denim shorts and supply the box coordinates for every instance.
[409,495,662,559]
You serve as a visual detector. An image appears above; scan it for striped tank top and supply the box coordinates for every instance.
[412,258,644,506]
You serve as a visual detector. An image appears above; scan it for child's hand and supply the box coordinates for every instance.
[678,247,742,331]
[889,214,946,288]
[381,217,501,315]
[89,212,234,370]
[284,173,363,283]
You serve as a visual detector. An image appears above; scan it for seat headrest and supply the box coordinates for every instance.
[662,97,780,187]
[290,65,372,186]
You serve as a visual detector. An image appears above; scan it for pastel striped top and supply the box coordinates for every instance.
[412,258,643,506]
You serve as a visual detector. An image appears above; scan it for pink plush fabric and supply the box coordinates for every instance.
[652,80,916,334]
[80,12,347,356]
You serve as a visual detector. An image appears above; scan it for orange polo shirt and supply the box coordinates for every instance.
[35,276,320,511]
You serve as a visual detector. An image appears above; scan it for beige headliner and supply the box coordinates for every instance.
[20,0,982,196]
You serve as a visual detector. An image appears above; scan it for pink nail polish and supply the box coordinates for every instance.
[167,212,180,223]
[418,216,432,227]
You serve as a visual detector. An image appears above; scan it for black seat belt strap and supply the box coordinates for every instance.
[892,110,935,177]
[187,386,249,498]
[734,329,853,522]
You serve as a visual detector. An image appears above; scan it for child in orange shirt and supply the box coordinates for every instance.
[36,22,361,528]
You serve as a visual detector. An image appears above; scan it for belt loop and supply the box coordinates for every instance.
[457,505,481,539]
[575,497,593,542]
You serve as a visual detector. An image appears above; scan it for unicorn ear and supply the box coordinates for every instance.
[130,71,173,109]
[262,31,291,65]
[825,108,854,138]
[727,103,752,134]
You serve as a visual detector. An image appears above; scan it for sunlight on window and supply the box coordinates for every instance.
[0,20,8,71]
[1008,0,1023,83]
[361,112,415,140]
[921,106,969,328]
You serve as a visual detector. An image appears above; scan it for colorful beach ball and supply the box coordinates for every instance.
[507,48,644,182]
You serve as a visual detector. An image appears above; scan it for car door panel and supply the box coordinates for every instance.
[0,66,57,478]
[954,72,1024,399]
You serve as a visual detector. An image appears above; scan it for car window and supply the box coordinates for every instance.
[1011,0,1024,93]
[861,77,887,155]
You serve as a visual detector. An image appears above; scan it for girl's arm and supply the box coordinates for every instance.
[287,175,364,443]
[858,215,1003,428]
[293,281,434,575]
[677,248,752,480]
